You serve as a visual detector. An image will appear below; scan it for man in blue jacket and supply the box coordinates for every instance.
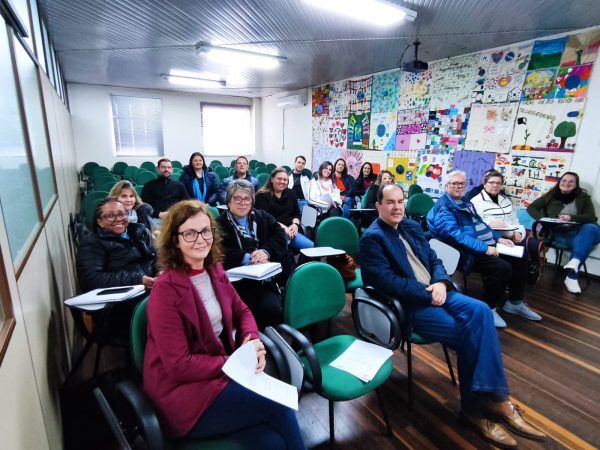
[360,184,545,448]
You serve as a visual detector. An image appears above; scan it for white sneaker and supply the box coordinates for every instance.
[564,276,581,294]
[564,258,581,273]
[492,308,507,328]
[503,302,542,321]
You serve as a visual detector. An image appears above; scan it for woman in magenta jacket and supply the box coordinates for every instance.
[143,200,304,448]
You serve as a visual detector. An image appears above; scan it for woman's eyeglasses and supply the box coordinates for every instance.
[101,212,128,222]
[232,195,252,205]
[178,228,215,242]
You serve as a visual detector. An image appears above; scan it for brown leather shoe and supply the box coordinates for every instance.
[486,401,547,440]
[460,412,517,448]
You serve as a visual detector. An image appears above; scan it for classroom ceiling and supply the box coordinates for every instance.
[38,0,600,98]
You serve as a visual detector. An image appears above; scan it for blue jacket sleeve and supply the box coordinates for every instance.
[427,202,489,254]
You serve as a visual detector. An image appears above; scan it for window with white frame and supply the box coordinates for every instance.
[201,103,252,156]
[111,95,164,156]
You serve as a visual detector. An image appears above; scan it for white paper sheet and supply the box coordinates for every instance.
[226,262,282,280]
[330,340,393,383]
[65,285,145,307]
[222,342,298,410]
[496,243,525,258]
[540,217,577,224]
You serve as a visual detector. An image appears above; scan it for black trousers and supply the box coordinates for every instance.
[232,279,283,329]
[470,252,528,308]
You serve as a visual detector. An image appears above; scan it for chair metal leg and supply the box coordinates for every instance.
[93,345,103,377]
[407,341,413,408]
[62,339,95,388]
[328,399,335,450]
[375,388,393,437]
[442,345,457,386]
[553,248,563,283]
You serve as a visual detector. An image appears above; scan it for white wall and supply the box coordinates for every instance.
[68,83,260,169]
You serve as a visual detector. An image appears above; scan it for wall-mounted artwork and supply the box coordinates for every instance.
[429,53,479,109]
[348,77,373,114]
[371,71,400,113]
[452,150,497,190]
[312,84,330,116]
[425,107,470,154]
[528,37,568,70]
[370,112,397,151]
[312,147,369,178]
[552,64,594,98]
[347,112,371,150]
[395,108,428,151]
[510,98,584,152]
[416,151,452,198]
[386,155,416,185]
[521,69,557,100]
[327,117,347,149]
[329,80,350,117]
[312,116,331,149]
[464,103,518,153]
[398,70,432,109]
[560,30,600,67]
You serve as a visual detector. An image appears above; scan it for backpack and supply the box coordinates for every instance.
[525,230,546,285]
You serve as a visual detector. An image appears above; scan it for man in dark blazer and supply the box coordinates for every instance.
[359,184,545,448]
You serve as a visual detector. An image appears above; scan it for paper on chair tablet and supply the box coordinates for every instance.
[226,262,282,280]
[540,217,577,224]
[330,340,393,383]
[496,243,524,258]
[65,285,145,306]
[222,342,298,410]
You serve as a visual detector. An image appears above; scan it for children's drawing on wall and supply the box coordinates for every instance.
[370,112,397,150]
[386,156,416,185]
[328,80,350,117]
[560,30,600,67]
[416,152,452,198]
[312,116,331,149]
[429,53,479,109]
[511,98,584,152]
[340,149,366,178]
[396,108,428,151]
[528,37,568,70]
[552,64,594,98]
[312,146,343,172]
[465,103,518,153]
[312,84,330,116]
[348,76,373,114]
[328,117,347,148]
[452,150,497,190]
[347,112,371,150]
[398,70,432,109]
[426,107,470,154]
[371,71,400,113]
[521,69,557,100]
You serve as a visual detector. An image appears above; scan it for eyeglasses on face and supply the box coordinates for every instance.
[101,211,128,221]
[560,179,576,185]
[448,182,467,187]
[485,181,503,186]
[232,195,252,205]
[178,228,215,242]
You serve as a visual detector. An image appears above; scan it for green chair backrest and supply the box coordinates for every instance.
[134,185,144,197]
[92,166,111,177]
[408,183,423,197]
[405,193,434,218]
[82,191,109,214]
[210,160,222,168]
[230,159,237,168]
[123,166,139,181]
[256,172,270,187]
[83,193,108,229]
[171,172,181,181]
[282,165,292,173]
[131,297,149,373]
[98,181,117,193]
[284,262,346,329]
[361,187,369,208]
[249,169,258,177]
[301,168,313,179]
[207,205,219,220]
[265,163,276,172]
[255,162,266,169]
[141,161,156,173]
[83,162,100,176]
[256,166,270,175]
[94,175,118,188]
[249,159,258,169]
[315,217,360,257]
[135,171,157,186]
[215,166,229,179]
[112,161,128,175]
[172,160,183,170]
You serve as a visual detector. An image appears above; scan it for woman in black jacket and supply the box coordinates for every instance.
[352,162,377,198]
[333,158,355,218]
[109,180,154,230]
[179,152,220,205]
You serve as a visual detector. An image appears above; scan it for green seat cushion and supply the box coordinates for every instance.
[168,438,245,450]
[345,268,363,292]
[303,335,393,401]
[409,332,436,345]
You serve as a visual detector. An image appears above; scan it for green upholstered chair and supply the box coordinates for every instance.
[141,161,157,173]
[405,193,434,236]
[82,192,109,230]
[98,181,117,193]
[82,161,100,177]
[301,168,313,179]
[255,166,270,175]
[256,172,270,187]
[214,166,229,179]
[209,160,222,169]
[92,166,111,177]
[282,165,292,173]
[276,262,393,448]
[134,185,144,197]
[123,165,139,181]
[407,183,423,197]
[171,172,181,181]
[135,170,156,186]
[315,217,363,293]
[112,161,128,176]
[207,205,219,220]
[172,160,183,170]
[265,163,276,172]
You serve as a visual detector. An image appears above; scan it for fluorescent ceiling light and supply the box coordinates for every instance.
[196,42,286,70]
[163,72,225,88]
[303,0,416,26]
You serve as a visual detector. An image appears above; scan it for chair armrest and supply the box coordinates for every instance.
[274,323,321,392]
[362,286,409,327]
[351,291,402,349]
[259,331,290,383]
[451,280,462,293]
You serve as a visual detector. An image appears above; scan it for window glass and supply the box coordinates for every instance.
[111,95,164,156]
[6,0,32,49]
[41,19,51,77]
[201,103,252,156]
[29,0,45,70]
[14,38,56,210]
[0,21,40,263]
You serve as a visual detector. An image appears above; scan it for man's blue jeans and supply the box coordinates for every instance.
[555,223,600,265]
[342,197,354,218]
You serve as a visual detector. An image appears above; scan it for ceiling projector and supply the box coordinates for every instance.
[402,40,428,73]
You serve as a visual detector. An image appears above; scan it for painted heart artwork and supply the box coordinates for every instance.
[328,118,348,148]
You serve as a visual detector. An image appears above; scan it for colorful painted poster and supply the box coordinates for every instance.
[416,152,452,198]
[552,64,594,98]
[521,69,557,100]
[348,77,373,114]
[386,156,416,185]
[398,70,432,109]
[528,37,568,70]
[312,116,330,149]
[312,146,342,171]
[425,107,470,154]
[452,150,497,190]
[429,53,480,109]
[329,80,350,117]
[327,117,347,149]
[371,71,400,113]
[510,98,584,152]
[347,112,371,150]
[395,108,428,151]
[464,103,519,153]
[370,112,397,151]
[560,30,600,67]
[312,84,330,116]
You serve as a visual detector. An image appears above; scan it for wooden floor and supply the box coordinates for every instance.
[62,267,600,449]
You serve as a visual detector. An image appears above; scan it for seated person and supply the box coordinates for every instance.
[464,168,500,201]
[527,172,600,294]
[179,152,220,206]
[307,161,342,217]
[144,200,304,448]
[219,156,260,203]
[141,158,189,219]
[333,158,355,218]
[360,184,545,448]
[216,179,292,328]
[363,170,395,228]
[255,167,314,251]
[352,162,377,198]
[109,180,154,230]
[427,171,540,327]
[288,155,310,212]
